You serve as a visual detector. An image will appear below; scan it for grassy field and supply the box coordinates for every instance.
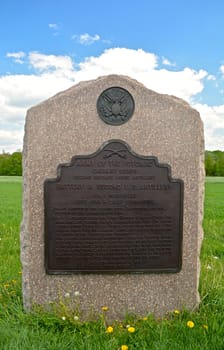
[0,177,224,349]
[205,176,224,183]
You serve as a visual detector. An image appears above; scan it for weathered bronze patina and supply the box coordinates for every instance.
[44,140,183,274]
[97,87,134,125]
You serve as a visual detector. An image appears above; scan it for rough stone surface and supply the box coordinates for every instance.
[21,74,204,319]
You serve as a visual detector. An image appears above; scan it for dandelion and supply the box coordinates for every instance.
[127,326,135,333]
[101,306,109,312]
[106,326,114,333]
[61,316,66,321]
[74,291,80,296]
[187,320,195,328]
[74,315,79,321]
[174,309,180,315]
[142,316,148,321]
[203,324,208,330]
[121,345,128,350]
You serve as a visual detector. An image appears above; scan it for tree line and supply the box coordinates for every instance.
[205,150,224,176]
[0,150,224,176]
[0,152,22,175]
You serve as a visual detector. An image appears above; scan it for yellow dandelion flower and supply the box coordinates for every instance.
[187,320,195,328]
[142,316,148,321]
[203,324,208,330]
[106,326,114,333]
[174,309,180,315]
[127,326,135,333]
[121,345,128,350]
[102,306,109,311]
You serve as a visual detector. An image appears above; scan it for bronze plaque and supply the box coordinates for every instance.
[97,87,134,125]
[44,140,183,274]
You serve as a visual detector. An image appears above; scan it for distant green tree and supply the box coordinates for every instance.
[8,152,22,175]
[205,150,224,176]
[214,151,224,176]
[0,153,10,175]
[205,151,216,176]
[0,151,22,175]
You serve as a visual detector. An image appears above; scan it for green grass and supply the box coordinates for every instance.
[0,176,224,349]
[0,176,22,183]
[0,177,22,282]
[206,176,224,183]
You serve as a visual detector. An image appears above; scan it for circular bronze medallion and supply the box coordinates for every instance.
[97,87,135,125]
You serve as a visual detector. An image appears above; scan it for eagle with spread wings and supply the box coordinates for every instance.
[98,87,133,124]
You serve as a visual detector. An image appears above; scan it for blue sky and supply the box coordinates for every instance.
[1,0,224,151]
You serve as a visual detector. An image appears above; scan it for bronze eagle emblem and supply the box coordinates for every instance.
[97,87,134,125]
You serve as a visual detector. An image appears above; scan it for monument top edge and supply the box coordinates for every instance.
[26,74,193,113]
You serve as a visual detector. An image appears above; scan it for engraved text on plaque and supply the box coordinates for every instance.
[44,140,183,273]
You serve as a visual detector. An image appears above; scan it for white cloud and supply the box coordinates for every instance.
[48,23,60,36]
[193,103,224,150]
[162,57,175,66]
[207,74,216,81]
[28,52,75,79]
[0,129,23,152]
[49,23,58,30]
[0,74,72,109]
[220,65,224,75]
[76,48,206,102]
[72,33,100,45]
[148,68,207,102]
[0,53,76,152]
[6,51,26,64]
[28,52,73,71]
[1,47,223,152]
[76,48,158,82]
